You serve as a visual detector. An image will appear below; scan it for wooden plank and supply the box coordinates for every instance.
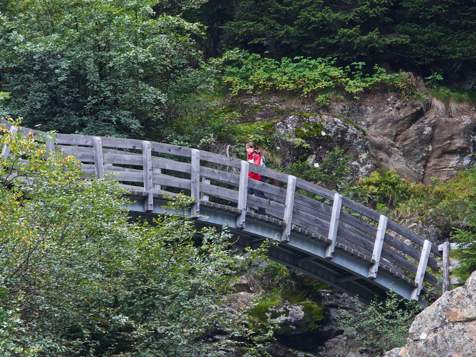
[103,151,143,166]
[248,179,286,203]
[154,156,191,174]
[200,166,239,186]
[155,174,191,191]
[341,196,380,221]
[248,194,285,219]
[295,178,335,200]
[200,150,241,168]
[368,215,388,279]
[201,181,238,203]
[191,149,201,216]
[101,137,144,150]
[1,126,18,158]
[411,239,432,300]
[325,193,342,258]
[93,137,104,178]
[55,133,93,146]
[142,141,154,212]
[58,145,95,162]
[151,142,192,158]
[109,170,144,182]
[439,241,450,293]
[282,175,296,242]
[387,219,438,255]
[236,161,249,229]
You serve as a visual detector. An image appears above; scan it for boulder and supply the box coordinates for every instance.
[383,271,476,357]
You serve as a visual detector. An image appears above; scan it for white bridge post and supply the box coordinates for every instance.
[1,125,18,158]
[411,239,432,300]
[439,241,450,294]
[236,160,249,229]
[282,175,296,242]
[368,214,388,278]
[191,149,200,217]
[93,137,104,179]
[325,192,342,258]
[142,141,154,212]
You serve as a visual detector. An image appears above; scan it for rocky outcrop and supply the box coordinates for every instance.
[342,94,476,183]
[235,90,476,183]
[384,271,476,357]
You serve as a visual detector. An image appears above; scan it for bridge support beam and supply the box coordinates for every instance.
[282,175,296,242]
[236,161,249,229]
[325,193,342,258]
[368,215,388,279]
[411,239,432,300]
[142,141,154,212]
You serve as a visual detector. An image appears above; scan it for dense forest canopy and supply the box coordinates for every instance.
[189,0,476,80]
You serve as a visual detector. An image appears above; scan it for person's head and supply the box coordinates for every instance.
[246,142,256,155]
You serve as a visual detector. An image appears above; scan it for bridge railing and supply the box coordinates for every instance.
[2,123,442,299]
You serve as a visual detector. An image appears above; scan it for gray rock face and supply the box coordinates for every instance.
[331,94,476,183]
[237,91,476,183]
[383,271,476,357]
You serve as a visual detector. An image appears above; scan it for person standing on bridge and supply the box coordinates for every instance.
[246,142,266,214]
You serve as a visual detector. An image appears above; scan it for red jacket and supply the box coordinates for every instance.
[247,151,262,181]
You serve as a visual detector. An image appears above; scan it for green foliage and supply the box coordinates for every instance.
[213,0,476,80]
[0,120,267,355]
[288,147,353,191]
[0,0,204,137]
[348,170,413,211]
[452,189,476,281]
[430,86,476,104]
[337,293,421,355]
[218,50,406,101]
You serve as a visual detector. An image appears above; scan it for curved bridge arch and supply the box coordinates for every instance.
[2,124,443,301]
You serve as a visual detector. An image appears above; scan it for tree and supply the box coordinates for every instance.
[216,0,476,79]
[0,0,205,137]
[0,120,257,355]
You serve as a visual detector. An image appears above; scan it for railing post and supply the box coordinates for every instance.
[439,241,450,293]
[368,214,388,278]
[45,134,55,156]
[282,175,296,242]
[191,149,200,217]
[325,193,342,258]
[142,141,154,212]
[93,137,104,178]
[1,126,18,158]
[236,160,249,229]
[411,239,432,300]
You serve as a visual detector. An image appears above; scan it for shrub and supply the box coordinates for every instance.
[337,293,421,355]
[0,119,267,355]
[217,50,407,102]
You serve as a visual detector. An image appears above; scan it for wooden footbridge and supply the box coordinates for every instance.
[3,124,448,301]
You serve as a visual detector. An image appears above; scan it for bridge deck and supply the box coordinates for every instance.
[2,124,444,301]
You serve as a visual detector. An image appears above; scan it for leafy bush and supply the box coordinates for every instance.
[0,120,268,355]
[217,50,406,101]
[0,0,204,137]
[337,293,421,355]
[288,148,353,191]
[348,170,413,211]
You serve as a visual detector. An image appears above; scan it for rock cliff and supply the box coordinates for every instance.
[384,271,476,357]
[235,90,476,183]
